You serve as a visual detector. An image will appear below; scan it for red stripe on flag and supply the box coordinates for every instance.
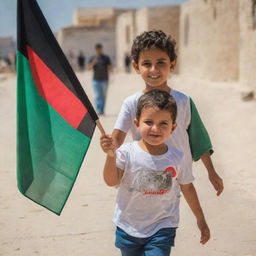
[27,46,87,129]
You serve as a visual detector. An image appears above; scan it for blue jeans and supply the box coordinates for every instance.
[115,227,177,256]
[92,79,108,114]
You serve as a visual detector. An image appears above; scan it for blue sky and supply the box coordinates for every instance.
[1,0,188,39]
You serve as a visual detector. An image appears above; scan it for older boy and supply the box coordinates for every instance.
[112,30,223,196]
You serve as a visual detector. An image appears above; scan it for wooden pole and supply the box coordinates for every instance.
[95,119,106,135]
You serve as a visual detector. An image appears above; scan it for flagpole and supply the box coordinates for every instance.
[95,119,114,156]
[95,119,106,135]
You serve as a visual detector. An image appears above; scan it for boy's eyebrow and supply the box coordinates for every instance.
[157,58,168,61]
[142,118,171,122]
[141,58,168,62]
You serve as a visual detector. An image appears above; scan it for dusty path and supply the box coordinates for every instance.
[0,71,256,256]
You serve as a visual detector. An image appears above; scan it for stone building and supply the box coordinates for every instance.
[239,0,256,93]
[57,1,256,94]
[179,0,240,81]
[116,6,180,72]
[0,36,15,58]
[57,8,125,70]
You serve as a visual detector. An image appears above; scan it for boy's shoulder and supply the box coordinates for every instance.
[166,144,184,163]
[117,141,135,152]
[123,89,191,102]
[123,91,143,104]
[171,89,190,102]
[116,142,138,159]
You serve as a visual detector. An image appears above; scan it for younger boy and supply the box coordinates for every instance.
[113,30,223,196]
[100,90,210,256]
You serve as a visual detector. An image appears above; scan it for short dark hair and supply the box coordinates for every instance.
[131,30,177,64]
[136,89,177,122]
[95,43,103,49]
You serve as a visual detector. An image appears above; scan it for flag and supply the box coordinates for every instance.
[16,0,98,215]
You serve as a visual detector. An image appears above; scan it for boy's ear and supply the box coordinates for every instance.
[132,61,140,74]
[134,119,139,127]
[170,59,177,72]
[171,123,177,133]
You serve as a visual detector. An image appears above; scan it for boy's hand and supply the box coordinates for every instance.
[200,152,224,196]
[197,218,210,244]
[209,172,224,196]
[100,134,115,155]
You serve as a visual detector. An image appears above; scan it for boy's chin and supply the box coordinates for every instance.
[146,82,168,88]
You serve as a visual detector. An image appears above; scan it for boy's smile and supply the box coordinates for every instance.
[133,48,176,91]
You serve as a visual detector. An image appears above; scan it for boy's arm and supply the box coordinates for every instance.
[112,129,127,149]
[200,152,223,196]
[100,134,124,186]
[187,98,224,196]
[180,183,210,245]
[112,97,134,148]
[103,154,123,187]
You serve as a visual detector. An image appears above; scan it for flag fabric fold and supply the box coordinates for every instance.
[17,0,98,215]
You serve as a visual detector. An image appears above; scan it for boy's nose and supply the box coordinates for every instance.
[151,124,159,131]
[150,65,158,72]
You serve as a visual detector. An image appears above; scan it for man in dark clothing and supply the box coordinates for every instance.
[87,43,112,115]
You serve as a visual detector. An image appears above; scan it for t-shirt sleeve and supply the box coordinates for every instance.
[115,144,129,170]
[187,98,213,161]
[176,155,194,184]
[114,99,133,133]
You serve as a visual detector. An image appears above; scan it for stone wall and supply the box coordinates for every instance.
[179,0,239,81]
[0,37,15,58]
[57,8,126,70]
[239,0,256,92]
[116,11,136,71]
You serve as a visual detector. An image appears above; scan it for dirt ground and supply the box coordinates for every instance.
[0,71,256,256]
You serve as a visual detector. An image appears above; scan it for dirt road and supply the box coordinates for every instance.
[0,71,255,256]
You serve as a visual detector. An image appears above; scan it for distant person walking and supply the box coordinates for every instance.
[77,51,86,71]
[87,43,112,115]
[124,53,131,73]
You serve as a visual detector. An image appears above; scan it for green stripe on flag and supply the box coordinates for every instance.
[17,51,91,215]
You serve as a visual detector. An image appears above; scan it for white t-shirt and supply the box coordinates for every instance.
[114,89,193,173]
[113,142,194,238]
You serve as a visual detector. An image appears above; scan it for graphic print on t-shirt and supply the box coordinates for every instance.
[127,166,177,195]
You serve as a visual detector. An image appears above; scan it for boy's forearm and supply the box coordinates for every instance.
[103,154,121,186]
[112,129,126,149]
[200,152,216,175]
[180,183,205,221]
[200,152,224,196]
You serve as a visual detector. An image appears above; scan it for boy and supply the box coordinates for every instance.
[100,90,210,256]
[113,30,223,196]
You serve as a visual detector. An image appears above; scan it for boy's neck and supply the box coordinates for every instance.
[138,140,168,155]
[143,84,171,94]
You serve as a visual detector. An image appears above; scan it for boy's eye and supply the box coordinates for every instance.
[142,62,151,67]
[144,120,153,125]
[157,61,167,66]
[160,122,168,125]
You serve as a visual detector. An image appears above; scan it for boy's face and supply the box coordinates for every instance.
[134,107,176,146]
[132,48,176,90]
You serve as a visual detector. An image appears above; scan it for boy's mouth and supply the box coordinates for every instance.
[149,134,161,138]
[148,75,160,79]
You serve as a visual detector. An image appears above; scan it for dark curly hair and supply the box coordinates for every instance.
[131,30,177,64]
[136,89,177,122]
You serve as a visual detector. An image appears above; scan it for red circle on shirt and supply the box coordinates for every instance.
[164,166,176,177]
